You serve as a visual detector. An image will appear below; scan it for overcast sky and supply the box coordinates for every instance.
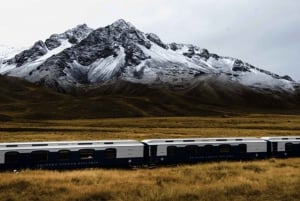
[1,0,299,80]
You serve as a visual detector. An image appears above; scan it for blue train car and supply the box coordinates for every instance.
[261,137,300,158]
[0,140,144,170]
[142,137,268,165]
[0,136,299,170]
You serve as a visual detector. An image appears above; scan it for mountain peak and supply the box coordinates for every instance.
[75,23,89,30]
[64,24,93,39]
[67,23,93,35]
[110,19,135,30]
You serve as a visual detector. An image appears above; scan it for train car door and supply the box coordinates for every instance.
[272,142,278,156]
[149,145,157,164]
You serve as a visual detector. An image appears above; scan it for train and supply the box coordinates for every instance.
[0,136,299,170]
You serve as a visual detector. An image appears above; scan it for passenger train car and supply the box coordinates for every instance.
[261,136,300,157]
[0,140,144,170]
[142,137,268,165]
[0,136,299,170]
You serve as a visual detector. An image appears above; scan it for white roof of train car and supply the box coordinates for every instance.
[0,140,143,150]
[0,144,144,152]
[261,136,300,142]
[142,137,266,145]
[261,136,300,140]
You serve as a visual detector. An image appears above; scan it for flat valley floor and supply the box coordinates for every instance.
[0,114,299,201]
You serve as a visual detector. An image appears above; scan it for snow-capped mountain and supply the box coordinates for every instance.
[0,19,298,93]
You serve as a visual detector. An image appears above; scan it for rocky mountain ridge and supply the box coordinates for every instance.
[0,19,298,94]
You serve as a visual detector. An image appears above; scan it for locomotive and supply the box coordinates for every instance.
[0,136,299,170]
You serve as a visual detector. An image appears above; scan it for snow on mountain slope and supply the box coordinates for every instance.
[87,47,126,83]
[0,24,93,75]
[0,45,25,63]
[1,40,72,76]
[0,19,297,93]
[122,43,214,85]
[239,70,294,91]
[0,45,23,57]
[204,56,295,91]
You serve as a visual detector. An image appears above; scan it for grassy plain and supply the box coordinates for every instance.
[0,114,300,201]
[1,114,300,142]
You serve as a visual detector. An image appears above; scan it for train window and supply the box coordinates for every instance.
[105,148,116,159]
[183,140,195,142]
[285,143,293,152]
[6,145,18,147]
[204,145,214,155]
[58,150,70,161]
[185,145,198,156]
[31,151,49,162]
[5,152,19,164]
[238,144,247,153]
[219,144,231,154]
[167,146,177,156]
[79,149,94,160]
[78,143,92,145]
[32,144,48,147]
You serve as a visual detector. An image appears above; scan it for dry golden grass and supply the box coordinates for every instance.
[0,114,300,201]
[1,114,300,142]
[0,158,299,201]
